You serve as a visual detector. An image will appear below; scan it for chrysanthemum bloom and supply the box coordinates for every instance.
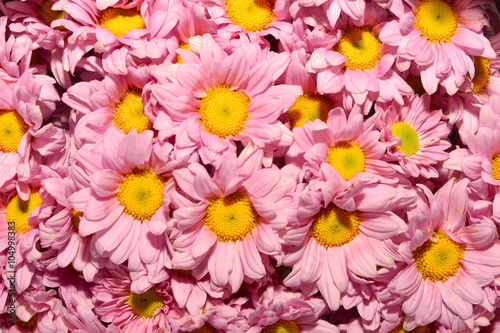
[149,34,300,165]
[388,179,500,331]
[60,296,120,333]
[292,106,396,188]
[53,0,178,76]
[307,4,413,106]
[91,265,186,333]
[0,70,59,189]
[281,176,409,312]
[379,0,495,95]
[62,74,154,150]
[169,150,296,294]
[246,285,340,332]
[374,94,451,178]
[76,130,188,284]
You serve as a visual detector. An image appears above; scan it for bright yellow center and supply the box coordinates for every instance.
[128,287,163,318]
[413,230,465,282]
[335,27,381,71]
[176,42,195,64]
[225,0,274,32]
[113,89,152,134]
[389,323,434,333]
[492,153,500,181]
[199,86,250,139]
[116,169,165,221]
[288,94,333,129]
[414,0,457,43]
[16,314,38,329]
[38,0,65,27]
[471,57,490,95]
[310,203,361,248]
[0,109,29,153]
[327,141,366,180]
[99,7,146,38]
[71,210,83,232]
[391,122,420,156]
[189,324,218,333]
[6,192,43,235]
[204,192,258,242]
[406,75,426,96]
[261,320,300,333]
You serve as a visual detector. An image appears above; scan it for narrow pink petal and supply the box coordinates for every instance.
[239,237,266,279]
[90,170,122,198]
[439,281,472,320]
[300,240,323,283]
[208,242,229,286]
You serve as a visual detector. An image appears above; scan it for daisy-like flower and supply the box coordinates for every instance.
[379,0,495,95]
[374,94,451,178]
[388,179,500,330]
[307,4,413,106]
[281,177,409,312]
[169,150,296,294]
[149,34,300,165]
[76,129,188,282]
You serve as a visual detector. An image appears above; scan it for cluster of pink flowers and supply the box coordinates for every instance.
[2,0,500,332]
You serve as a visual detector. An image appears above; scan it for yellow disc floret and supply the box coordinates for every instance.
[6,191,43,235]
[288,94,333,129]
[129,287,164,318]
[99,7,146,38]
[413,229,465,282]
[199,86,250,139]
[414,0,457,43]
[310,203,362,248]
[225,0,274,32]
[71,210,83,232]
[261,320,300,333]
[391,122,420,156]
[113,89,153,134]
[38,0,65,27]
[492,153,500,181]
[204,192,258,242]
[176,42,195,64]
[117,169,165,221]
[327,141,366,180]
[471,57,490,95]
[16,314,38,329]
[0,109,29,153]
[335,27,381,71]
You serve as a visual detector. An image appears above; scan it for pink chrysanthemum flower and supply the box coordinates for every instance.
[388,179,500,331]
[292,107,395,187]
[282,177,409,312]
[169,151,296,294]
[149,34,300,165]
[60,297,121,333]
[379,0,495,95]
[307,4,413,106]
[91,265,185,333]
[374,94,451,178]
[76,130,187,282]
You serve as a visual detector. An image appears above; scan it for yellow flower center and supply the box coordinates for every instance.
[310,203,362,248]
[128,287,163,318]
[38,0,65,27]
[261,320,300,333]
[389,323,435,333]
[16,314,38,329]
[471,57,490,95]
[189,324,218,333]
[176,42,195,64]
[0,109,29,153]
[406,75,426,96]
[116,169,165,221]
[492,153,500,181]
[204,192,258,242]
[225,0,274,32]
[414,0,457,43]
[199,86,250,139]
[288,94,333,129]
[113,89,152,134]
[413,230,465,282]
[327,141,366,180]
[391,122,420,156]
[71,210,83,232]
[335,27,381,71]
[6,192,43,235]
[99,7,146,38]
